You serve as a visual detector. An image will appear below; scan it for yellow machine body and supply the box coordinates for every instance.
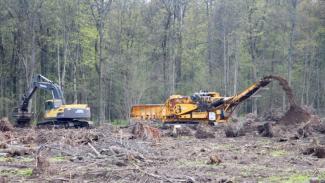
[43,100,90,120]
[131,76,273,124]
[39,99,92,128]
[131,92,228,124]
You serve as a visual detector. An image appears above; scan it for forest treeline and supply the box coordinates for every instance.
[0,0,324,123]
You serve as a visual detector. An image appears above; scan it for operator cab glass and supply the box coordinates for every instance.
[45,100,55,111]
[45,99,63,110]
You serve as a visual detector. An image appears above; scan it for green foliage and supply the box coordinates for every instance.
[111,119,129,127]
[49,156,66,162]
[0,0,323,121]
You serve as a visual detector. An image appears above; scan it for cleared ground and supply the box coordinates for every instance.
[0,121,324,183]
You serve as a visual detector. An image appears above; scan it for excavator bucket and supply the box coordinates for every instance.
[131,104,164,120]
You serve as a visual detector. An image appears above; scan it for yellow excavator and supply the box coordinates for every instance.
[12,74,93,128]
[131,76,273,125]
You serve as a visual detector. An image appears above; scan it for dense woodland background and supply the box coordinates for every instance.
[0,0,324,124]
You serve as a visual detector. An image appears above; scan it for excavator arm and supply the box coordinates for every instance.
[13,75,65,126]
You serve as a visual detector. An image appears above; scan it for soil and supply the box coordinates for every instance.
[0,122,323,183]
[265,75,311,125]
[278,105,311,126]
[195,123,215,139]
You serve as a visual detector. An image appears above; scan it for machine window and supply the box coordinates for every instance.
[45,101,55,110]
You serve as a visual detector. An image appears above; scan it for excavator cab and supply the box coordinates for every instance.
[44,99,62,111]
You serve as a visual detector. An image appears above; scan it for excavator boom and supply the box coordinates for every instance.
[19,75,65,112]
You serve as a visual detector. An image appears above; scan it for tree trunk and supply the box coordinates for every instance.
[0,34,4,116]
[162,12,171,98]
[301,50,307,105]
[61,27,68,90]
[98,21,105,124]
[57,32,61,86]
[233,39,239,95]
[223,31,227,96]
[287,0,298,86]
[206,0,213,85]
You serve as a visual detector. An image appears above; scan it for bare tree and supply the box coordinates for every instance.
[89,0,112,124]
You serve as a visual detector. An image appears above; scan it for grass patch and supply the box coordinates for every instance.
[0,157,9,162]
[110,119,129,127]
[266,174,309,183]
[270,150,287,157]
[49,156,66,162]
[262,173,322,183]
[17,168,33,176]
[0,168,33,177]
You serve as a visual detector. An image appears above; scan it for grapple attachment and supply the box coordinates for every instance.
[12,108,33,127]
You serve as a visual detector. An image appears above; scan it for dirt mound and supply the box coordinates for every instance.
[278,105,311,125]
[0,117,14,132]
[224,124,245,137]
[265,75,311,125]
[195,124,215,139]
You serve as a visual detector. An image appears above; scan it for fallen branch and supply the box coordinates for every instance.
[0,162,33,168]
[87,143,101,157]
[132,163,174,182]
[44,145,75,156]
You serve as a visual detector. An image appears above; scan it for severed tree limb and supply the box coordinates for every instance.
[43,145,75,156]
[132,163,174,182]
[87,143,101,157]
[0,162,33,168]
